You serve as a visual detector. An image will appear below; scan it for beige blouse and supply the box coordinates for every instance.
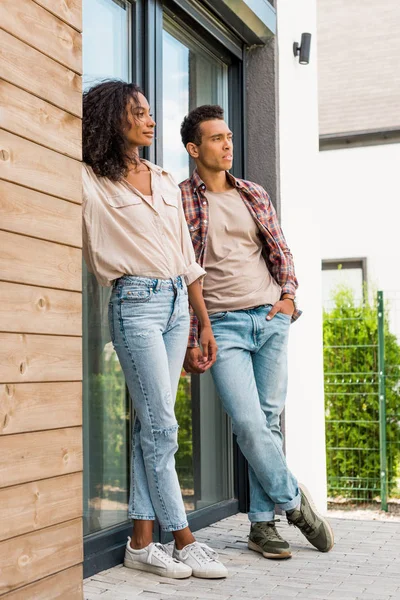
[82,160,205,287]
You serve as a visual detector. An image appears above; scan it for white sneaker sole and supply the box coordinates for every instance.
[124,555,192,579]
[299,483,335,552]
[191,567,228,579]
[248,539,292,559]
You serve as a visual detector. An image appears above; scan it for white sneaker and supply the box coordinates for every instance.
[124,537,192,579]
[173,541,228,579]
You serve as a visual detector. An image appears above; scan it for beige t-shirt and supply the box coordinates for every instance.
[82,161,205,287]
[203,187,281,313]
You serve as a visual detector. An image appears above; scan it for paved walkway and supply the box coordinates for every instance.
[84,513,400,600]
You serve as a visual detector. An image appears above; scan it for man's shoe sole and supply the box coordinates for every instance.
[248,540,292,559]
[299,483,335,552]
[124,556,192,578]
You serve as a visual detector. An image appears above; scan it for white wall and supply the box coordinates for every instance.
[319,143,400,291]
[277,0,328,511]
[319,142,400,339]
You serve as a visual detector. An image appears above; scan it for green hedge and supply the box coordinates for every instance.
[323,288,400,500]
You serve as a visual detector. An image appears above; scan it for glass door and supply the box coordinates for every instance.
[82,0,132,537]
[162,17,234,514]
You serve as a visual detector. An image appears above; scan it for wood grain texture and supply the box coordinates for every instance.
[1,564,83,599]
[0,231,82,292]
[0,428,82,488]
[0,519,83,595]
[0,81,81,160]
[0,0,82,74]
[0,282,81,336]
[0,382,82,435]
[0,181,81,246]
[0,130,81,203]
[33,0,82,32]
[0,333,82,384]
[0,29,81,117]
[0,473,82,542]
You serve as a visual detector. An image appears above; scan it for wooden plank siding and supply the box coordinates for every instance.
[0,473,82,542]
[0,81,82,160]
[0,0,83,596]
[0,181,82,248]
[0,283,81,336]
[0,519,83,595]
[0,382,82,435]
[1,565,83,600]
[0,0,82,74]
[0,29,82,117]
[0,130,81,203]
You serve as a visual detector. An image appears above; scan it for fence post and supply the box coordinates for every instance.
[377,290,388,511]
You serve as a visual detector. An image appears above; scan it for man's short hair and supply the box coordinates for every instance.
[180,105,224,147]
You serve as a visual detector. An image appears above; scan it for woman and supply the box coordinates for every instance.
[82,80,227,579]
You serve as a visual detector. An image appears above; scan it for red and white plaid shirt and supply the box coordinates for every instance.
[180,169,301,347]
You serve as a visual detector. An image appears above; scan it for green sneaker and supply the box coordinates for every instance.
[286,484,334,552]
[248,520,292,559]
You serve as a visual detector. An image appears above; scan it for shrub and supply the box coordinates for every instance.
[323,287,400,500]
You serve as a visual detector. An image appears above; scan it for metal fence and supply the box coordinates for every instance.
[323,290,400,510]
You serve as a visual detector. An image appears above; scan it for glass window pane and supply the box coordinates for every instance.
[83,0,130,89]
[322,266,364,310]
[162,19,233,512]
[162,20,228,182]
[82,0,131,536]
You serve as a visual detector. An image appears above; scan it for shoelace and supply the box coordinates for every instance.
[256,519,285,541]
[287,511,315,535]
[181,542,219,565]
[148,543,180,564]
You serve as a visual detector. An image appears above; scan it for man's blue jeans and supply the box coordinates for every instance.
[109,275,189,531]
[210,304,300,522]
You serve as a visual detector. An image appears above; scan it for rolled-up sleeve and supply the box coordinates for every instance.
[179,197,206,286]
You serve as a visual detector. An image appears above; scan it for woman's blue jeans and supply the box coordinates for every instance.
[109,275,190,531]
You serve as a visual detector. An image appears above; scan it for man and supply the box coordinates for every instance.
[179,105,334,559]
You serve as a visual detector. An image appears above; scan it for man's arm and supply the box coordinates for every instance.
[185,280,217,374]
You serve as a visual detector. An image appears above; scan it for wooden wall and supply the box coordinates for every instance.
[0,1,83,597]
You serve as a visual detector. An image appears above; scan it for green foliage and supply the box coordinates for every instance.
[175,374,194,489]
[324,287,400,500]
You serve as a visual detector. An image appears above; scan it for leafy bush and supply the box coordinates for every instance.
[323,287,400,500]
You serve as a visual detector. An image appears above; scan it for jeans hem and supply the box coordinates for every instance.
[248,511,275,522]
[278,491,301,512]
[129,513,156,520]
[160,521,189,532]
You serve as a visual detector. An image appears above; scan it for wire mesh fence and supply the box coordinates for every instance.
[323,289,400,510]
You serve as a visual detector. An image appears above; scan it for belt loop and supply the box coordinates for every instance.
[153,279,162,293]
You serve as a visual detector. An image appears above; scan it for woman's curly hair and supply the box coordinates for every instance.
[83,80,143,181]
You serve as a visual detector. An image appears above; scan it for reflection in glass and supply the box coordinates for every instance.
[82,0,131,536]
[162,21,229,182]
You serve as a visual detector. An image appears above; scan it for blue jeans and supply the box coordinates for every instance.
[109,275,190,531]
[209,305,300,522]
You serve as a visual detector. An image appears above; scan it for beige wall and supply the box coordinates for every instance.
[0,1,83,597]
[318,0,400,135]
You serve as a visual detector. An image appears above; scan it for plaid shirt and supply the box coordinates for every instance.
[180,169,301,347]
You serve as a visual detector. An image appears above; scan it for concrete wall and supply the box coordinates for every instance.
[277,0,328,512]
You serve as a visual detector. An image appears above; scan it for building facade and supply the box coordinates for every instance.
[0,0,324,596]
[317,0,400,312]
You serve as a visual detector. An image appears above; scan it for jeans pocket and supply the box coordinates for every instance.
[209,311,228,322]
[120,286,153,304]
